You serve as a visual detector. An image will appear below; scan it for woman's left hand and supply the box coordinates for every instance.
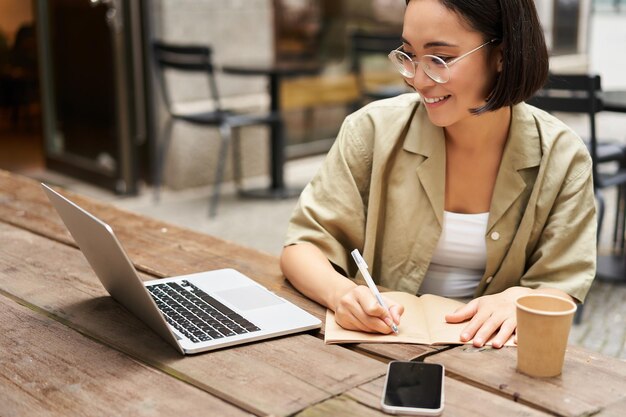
[445,287,575,348]
[444,286,534,348]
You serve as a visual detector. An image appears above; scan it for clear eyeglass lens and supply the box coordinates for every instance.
[422,55,449,83]
[389,51,450,83]
[391,51,415,77]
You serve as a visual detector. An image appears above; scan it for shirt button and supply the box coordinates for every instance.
[490,232,500,241]
[486,276,493,284]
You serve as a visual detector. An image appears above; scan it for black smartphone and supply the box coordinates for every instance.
[380,361,445,415]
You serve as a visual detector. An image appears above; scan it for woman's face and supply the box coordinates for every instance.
[402,0,501,127]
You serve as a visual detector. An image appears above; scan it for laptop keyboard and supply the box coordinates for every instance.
[147,280,261,343]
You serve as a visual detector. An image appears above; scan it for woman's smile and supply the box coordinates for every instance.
[421,94,451,106]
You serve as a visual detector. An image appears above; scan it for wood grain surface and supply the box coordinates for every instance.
[425,345,626,417]
[0,221,387,416]
[4,169,624,417]
[0,170,436,361]
[298,374,551,417]
[0,295,252,417]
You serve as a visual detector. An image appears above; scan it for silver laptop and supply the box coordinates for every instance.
[42,184,321,354]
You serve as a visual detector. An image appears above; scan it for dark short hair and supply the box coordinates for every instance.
[405,0,548,114]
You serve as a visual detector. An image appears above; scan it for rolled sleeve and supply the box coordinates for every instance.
[284,116,372,276]
[521,160,597,303]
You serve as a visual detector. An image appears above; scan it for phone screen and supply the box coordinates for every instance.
[382,361,444,410]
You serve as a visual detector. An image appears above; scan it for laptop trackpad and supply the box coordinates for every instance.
[215,286,285,311]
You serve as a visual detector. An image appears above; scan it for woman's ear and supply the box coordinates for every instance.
[495,45,503,73]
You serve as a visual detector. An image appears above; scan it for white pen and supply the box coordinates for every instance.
[350,249,399,334]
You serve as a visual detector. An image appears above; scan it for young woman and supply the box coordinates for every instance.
[280,0,596,348]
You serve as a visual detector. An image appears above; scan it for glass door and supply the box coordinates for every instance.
[36,0,146,194]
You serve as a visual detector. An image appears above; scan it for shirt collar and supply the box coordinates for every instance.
[402,101,543,171]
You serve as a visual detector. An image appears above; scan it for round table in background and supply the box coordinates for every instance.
[222,60,321,199]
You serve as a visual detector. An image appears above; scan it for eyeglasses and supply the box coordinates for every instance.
[388,39,497,84]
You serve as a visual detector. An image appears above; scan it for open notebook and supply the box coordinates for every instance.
[324,292,515,347]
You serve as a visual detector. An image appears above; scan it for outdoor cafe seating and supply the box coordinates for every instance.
[528,73,626,323]
[3,4,626,415]
[528,73,626,250]
[151,42,282,217]
[349,29,411,108]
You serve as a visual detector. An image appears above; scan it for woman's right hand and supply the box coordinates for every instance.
[333,285,404,334]
[280,244,403,334]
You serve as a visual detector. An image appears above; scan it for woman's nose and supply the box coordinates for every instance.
[410,66,436,90]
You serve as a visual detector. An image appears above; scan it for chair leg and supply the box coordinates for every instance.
[574,303,584,325]
[596,190,605,244]
[209,123,232,217]
[153,117,174,203]
[612,185,621,248]
[583,190,608,327]
[303,107,315,142]
[617,185,626,255]
[232,127,243,191]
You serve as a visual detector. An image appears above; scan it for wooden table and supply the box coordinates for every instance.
[1,169,625,417]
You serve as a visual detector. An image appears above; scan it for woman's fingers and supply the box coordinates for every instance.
[458,308,492,343]
[490,318,516,348]
[334,286,399,334]
[471,311,511,347]
[445,299,483,342]
[354,290,396,333]
[445,299,478,324]
[387,303,404,325]
[335,310,371,332]
[451,293,518,347]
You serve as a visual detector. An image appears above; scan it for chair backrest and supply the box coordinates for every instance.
[527,73,605,180]
[350,31,400,58]
[349,30,403,100]
[527,74,604,114]
[11,24,38,71]
[152,41,222,113]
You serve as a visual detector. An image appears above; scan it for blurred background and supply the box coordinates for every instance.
[1,0,612,195]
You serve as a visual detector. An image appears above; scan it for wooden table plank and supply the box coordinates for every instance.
[296,395,386,417]
[297,375,551,417]
[425,345,626,417]
[0,171,289,291]
[2,174,625,416]
[595,397,626,417]
[0,170,436,361]
[0,294,251,417]
[352,343,444,362]
[0,221,386,416]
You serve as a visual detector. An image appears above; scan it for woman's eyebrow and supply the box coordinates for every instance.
[424,41,457,48]
[401,37,458,49]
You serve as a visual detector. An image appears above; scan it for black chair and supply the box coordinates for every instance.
[349,30,409,108]
[152,42,281,217]
[5,24,39,126]
[527,74,626,247]
[528,74,626,325]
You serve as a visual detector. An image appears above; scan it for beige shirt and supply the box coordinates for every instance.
[285,94,596,303]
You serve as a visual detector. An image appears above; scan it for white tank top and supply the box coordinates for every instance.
[418,211,489,298]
